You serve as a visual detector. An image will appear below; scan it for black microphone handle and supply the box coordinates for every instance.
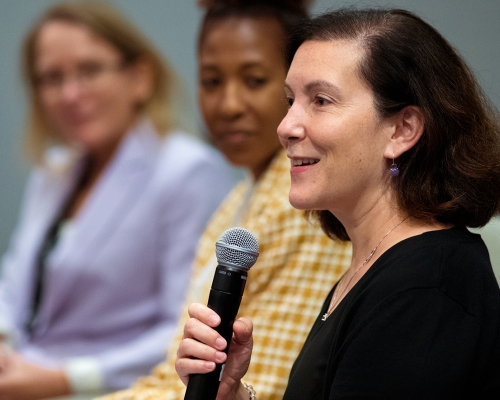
[184,266,247,400]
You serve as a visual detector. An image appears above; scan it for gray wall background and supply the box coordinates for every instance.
[0,0,499,258]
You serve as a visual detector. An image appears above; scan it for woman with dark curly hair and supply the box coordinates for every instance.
[176,7,500,400]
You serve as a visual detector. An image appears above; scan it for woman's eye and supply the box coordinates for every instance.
[315,96,331,106]
[286,97,294,107]
[80,62,104,78]
[245,77,267,89]
[37,71,63,87]
[200,78,220,90]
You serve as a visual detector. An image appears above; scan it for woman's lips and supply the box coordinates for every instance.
[291,157,320,166]
[218,130,252,146]
[289,157,320,174]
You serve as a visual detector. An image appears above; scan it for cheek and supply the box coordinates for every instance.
[97,89,143,134]
[198,94,217,125]
[200,109,217,139]
[261,88,288,117]
[259,109,282,136]
[108,93,136,115]
[107,83,136,107]
[38,95,60,120]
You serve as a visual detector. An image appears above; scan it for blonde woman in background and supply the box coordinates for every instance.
[0,1,233,398]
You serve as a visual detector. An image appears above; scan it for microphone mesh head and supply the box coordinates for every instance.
[215,227,259,270]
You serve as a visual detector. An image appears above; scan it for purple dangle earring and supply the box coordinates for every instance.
[390,153,399,177]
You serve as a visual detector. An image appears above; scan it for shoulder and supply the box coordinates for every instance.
[161,131,228,169]
[154,130,233,185]
[335,229,500,356]
[373,227,491,280]
[361,227,499,318]
[126,122,230,176]
[392,227,492,282]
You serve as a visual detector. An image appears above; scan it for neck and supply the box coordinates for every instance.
[354,216,407,267]
[62,141,119,220]
[332,190,402,264]
[322,192,452,320]
[341,205,449,271]
[249,149,280,181]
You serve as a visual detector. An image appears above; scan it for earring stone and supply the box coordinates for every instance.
[390,162,399,177]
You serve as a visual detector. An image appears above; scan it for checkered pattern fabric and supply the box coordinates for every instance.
[99,150,351,400]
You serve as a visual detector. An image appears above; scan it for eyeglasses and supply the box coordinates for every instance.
[35,60,126,96]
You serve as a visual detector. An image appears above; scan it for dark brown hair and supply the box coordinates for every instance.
[198,0,311,67]
[287,8,500,241]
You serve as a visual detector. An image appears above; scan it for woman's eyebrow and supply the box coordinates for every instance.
[284,79,340,95]
[304,79,340,94]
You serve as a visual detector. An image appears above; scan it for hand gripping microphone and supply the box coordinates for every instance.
[184,227,259,400]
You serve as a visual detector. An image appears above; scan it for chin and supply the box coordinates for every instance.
[289,195,314,211]
[63,125,95,143]
[289,187,330,211]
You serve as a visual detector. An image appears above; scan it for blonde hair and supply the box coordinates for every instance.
[22,0,183,163]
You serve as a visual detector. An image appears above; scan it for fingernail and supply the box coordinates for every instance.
[215,351,226,362]
[215,337,226,349]
[205,361,215,370]
[208,314,220,325]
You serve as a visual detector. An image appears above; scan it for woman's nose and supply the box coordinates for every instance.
[219,82,245,118]
[58,78,85,101]
[277,104,305,146]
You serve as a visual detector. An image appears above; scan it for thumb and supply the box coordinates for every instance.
[232,317,253,346]
[217,317,253,397]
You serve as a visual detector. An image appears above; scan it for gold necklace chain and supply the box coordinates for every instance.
[321,216,410,321]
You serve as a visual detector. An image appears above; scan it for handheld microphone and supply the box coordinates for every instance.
[184,227,259,400]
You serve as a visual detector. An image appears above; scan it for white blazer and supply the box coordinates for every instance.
[0,121,234,392]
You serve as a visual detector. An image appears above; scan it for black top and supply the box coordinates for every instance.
[284,227,500,399]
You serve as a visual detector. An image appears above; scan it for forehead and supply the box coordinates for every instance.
[199,16,284,68]
[286,39,366,89]
[35,20,121,69]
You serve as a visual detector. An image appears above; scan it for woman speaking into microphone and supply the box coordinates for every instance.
[176,7,500,400]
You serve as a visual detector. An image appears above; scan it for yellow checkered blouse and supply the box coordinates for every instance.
[99,150,351,400]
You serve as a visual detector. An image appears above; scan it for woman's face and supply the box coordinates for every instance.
[198,17,288,180]
[278,40,394,216]
[34,20,150,156]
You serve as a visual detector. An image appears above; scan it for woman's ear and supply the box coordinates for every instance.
[131,59,154,104]
[384,105,425,158]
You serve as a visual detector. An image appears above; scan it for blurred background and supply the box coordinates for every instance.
[1,0,499,258]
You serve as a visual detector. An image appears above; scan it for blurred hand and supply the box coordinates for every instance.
[176,303,254,400]
[0,349,71,400]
